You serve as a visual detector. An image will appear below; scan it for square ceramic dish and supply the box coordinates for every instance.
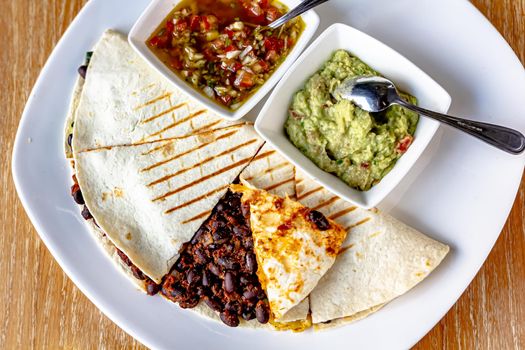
[255,23,452,209]
[129,0,320,121]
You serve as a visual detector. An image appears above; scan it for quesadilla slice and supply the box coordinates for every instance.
[72,30,236,154]
[231,183,347,321]
[160,146,320,331]
[73,124,264,285]
[238,145,310,327]
[295,170,449,326]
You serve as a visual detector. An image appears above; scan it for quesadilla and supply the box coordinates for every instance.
[74,124,264,284]
[231,183,347,321]
[65,29,258,293]
[238,145,311,326]
[160,146,322,330]
[295,170,449,326]
[72,30,236,154]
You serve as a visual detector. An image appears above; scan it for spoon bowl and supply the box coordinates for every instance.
[335,76,525,155]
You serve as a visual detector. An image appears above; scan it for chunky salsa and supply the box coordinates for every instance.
[147,0,304,110]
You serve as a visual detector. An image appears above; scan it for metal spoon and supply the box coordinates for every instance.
[334,76,525,155]
[267,0,329,29]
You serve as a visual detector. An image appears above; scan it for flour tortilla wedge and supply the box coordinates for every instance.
[295,170,449,324]
[63,75,155,291]
[72,30,235,154]
[231,183,347,321]
[178,147,309,330]
[74,125,264,283]
[239,144,309,323]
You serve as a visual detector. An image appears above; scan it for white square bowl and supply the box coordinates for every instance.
[128,0,320,121]
[255,23,452,209]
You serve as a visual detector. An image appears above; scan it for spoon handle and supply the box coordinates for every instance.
[394,98,525,155]
[267,0,329,29]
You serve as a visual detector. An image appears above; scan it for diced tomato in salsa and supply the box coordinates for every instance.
[396,135,413,153]
[166,20,175,33]
[147,0,304,109]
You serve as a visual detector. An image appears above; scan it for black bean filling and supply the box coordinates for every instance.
[161,190,270,327]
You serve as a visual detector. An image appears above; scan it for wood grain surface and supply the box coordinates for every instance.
[1,0,523,349]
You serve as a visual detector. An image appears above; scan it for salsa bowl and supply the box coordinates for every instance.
[129,0,320,121]
[255,23,452,209]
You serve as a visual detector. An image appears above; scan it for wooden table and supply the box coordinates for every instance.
[1,0,523,348]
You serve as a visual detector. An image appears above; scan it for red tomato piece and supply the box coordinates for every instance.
[263,37,284,51]
[166,20,175,33]
[190,15,201,31]
[169,58,183,70]
[232,62,243,72]
[175,19,188,32]
[224,45,237,52]
[396,135,414,153]
[235,70,254,88]
[224,28,235,39]
[203,47,218,61]
[202,16,211,31]
[265,6,282,22]
[258,0,269,9]
[149,35,169,48]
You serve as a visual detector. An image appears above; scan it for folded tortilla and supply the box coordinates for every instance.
[72,30,235,154]
[295,170,449,325]
[239,144,310,324]
[74,125,264,283]
[231,183,347,321]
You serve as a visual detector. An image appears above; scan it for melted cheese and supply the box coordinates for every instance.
[230,184,347,320]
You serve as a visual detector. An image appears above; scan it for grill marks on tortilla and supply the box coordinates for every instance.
[134,92,173,110]
[242,162,292,182]
[312,196,340,211]
[145,110,207,140]
[181,210,213,224]
[164,185,229,214]
[140,130,240,172]
[141,103,187,124]
[296,186,323,201]
[131,83,156,97]
[140,124,244,156]
[329,207,357,221]
[152,150,275,202]
[263,177,295,192]
[344,217,371,231]
[147,139,259,187]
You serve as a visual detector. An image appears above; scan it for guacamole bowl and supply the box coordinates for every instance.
[255,23,452,209]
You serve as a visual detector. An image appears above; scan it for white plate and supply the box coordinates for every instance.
[255,23,451,209]
[12,0,525,349]
[129,0,319,121]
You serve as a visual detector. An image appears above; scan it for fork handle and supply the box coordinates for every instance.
[394,98,525,155]
[267,0,329,29]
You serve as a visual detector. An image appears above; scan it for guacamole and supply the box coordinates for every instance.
[285,50,419,191]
